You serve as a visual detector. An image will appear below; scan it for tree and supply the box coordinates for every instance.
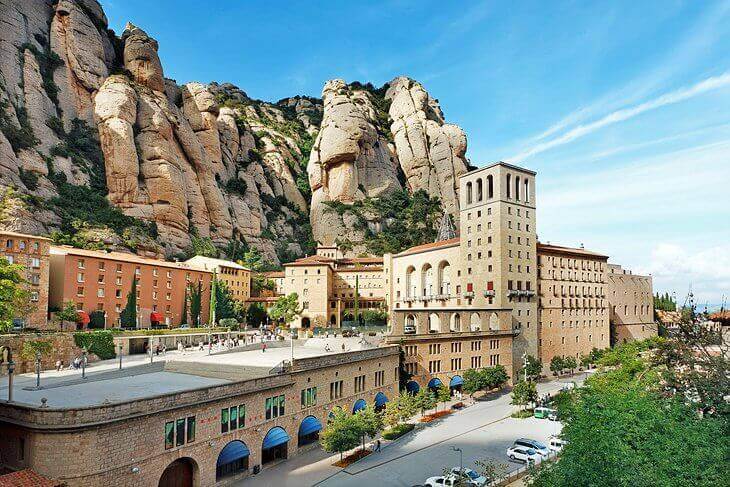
[579,354,592,369]
[320,407,362,460]
[474,458,509,484]
[120,278,137,328]
[413,388,437,416]
[56,300,79,323]
[434,385,452,410]
[180,287,188,326]
[383,392,417,429]
[0,257,30,332]
[268,293,303,328]
[209,272,218,326]
[20,339,52,361]
[549,356,565,376]
[189,281,202,327]
[246,302,267,327]
[463,365,509,397]
[511,380,537,410]
[564,356,578,375]
[463,368,484,397]
[521,355,542,380]
[353,404,382,451]
[214,280,243,322]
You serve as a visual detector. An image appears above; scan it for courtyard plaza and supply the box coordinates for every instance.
[0,334,382,408]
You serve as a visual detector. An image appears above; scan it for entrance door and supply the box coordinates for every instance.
[159,458,193,487]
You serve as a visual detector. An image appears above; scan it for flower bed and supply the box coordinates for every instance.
[382,423,415,440]
[333,448,372,467]
[451,402,465,409]
[419,410,453,423]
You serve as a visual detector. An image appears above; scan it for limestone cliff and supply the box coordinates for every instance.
[0,0,469,264]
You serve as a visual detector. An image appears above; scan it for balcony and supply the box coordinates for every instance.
[483,290,495,298]
[463,291,475,299]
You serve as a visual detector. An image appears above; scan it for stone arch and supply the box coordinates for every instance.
[159,457,198,487]
[298,415,323,447]
[428,313,440,333]
[487,174,494,198]
[523,178,529,202]
[450,313,461,332]
[406,266,417,297]
[489,312,500,331]
[262,426,290,465]
[470,312,481,331]
[422,264,434,297]
[406,314,417,330]
[515,175,521,201]
[216,440,250,481]
[476,178,483,201]
[437,260,451,295]
[506,174,511,198]
[466,181,473,204]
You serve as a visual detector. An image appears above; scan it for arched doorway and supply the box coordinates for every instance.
[352,399,367,414]
[301,317,311,329]
[159,458,196,487]
[405,380,420,394]
[216,440,250,481]
[298,415,323,447]
[449,375,464,395]
[330,314,337,326]
[262,426,290,465]
[374,392,388,412]
[427,378,443,393]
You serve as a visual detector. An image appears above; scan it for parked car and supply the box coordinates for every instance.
[513,438,550,458]
[548,435,566,453]
[506,446,543,464]
[424,475,478,487]
[533,407,557,419]
[449,467,487,486]
[341,329,357,337]
[404,324,416,334]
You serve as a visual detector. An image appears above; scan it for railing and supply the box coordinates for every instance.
[268,360,291,375]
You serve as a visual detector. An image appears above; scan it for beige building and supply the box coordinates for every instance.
[0,231,51,330]
[537,243,610,369]
[185,256,251,303]
[280,250,385,328]
[606,264,655,344]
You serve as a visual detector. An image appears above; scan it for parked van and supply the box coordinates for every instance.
[548,436,566,452]
[513,438,550,458]
[534,407,557,419]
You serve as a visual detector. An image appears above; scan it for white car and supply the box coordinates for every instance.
[506,446,543,464]
[424,474,478,487]
[404,324,416,334]
[513,438,551,458]
[449,468,487,486]
[548,436,566,453]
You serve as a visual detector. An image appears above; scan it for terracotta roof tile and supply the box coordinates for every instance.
[398,237,461,256]
[0,469,60,487]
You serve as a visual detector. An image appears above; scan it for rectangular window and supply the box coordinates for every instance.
[164,421,174,449]
[230,405,238,430]
[265,394,286,419]
[221,408,229,433]
[238,404,246,428]
[175,418,186,447]
[186,416,196,443]
[301,387,317,408]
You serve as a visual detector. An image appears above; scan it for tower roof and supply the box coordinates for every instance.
[436,211,456,241]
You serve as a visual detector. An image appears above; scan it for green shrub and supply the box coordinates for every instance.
[20,43,64,106]
[225,178,248,196]
[0,100,38,153]
[219,317,238,329]
[73,330,116,359]
[20,339,53,361]
[88,310,106,329]
[382,423,414,440]
[18,168,39,190]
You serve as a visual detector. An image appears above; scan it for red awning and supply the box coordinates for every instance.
[76,311,90,325]
[150,312,164,322]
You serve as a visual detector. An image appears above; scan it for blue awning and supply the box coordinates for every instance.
[298,416,323,437]
[374,392,388,407]
[450,375,464,387]
[262,426,290,450]
[353,399,367,413]
[406,381,420,393]
[217,441,250,466]
[428,378,443,389]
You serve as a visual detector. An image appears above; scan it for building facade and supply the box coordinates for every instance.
[49,247,212,328]
[606,264,655,344]
[536,244,610,370]
[0,347,399,487]
[185,256,251,303]
[0,231,51,330]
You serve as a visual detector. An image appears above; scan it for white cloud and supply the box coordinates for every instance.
[508,71,730,162]
[636,243,730,305]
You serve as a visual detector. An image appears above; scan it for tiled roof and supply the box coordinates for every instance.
[0,469,60,487]
[0,230,51,241]
[398,237,460,256]
[50,246,212,272]
[261,271,284,278]
[185,255,249,271]
[537,242,608,259]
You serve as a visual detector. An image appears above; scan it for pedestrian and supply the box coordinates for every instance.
[262,342,267,353]
[155,344,160,356]
[198,341,204,352]
[162,344,167,355]
[177,341,183,354]
[375,439,381,452]
[341,343,346,352]
[55,359,62,371]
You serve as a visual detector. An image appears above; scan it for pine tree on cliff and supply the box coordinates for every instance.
[180,286,188,327]
[120,278,137,328]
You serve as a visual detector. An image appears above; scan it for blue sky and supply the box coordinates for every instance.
[102,0,730,307]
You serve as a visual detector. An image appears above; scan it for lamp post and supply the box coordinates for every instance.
[522,352,528,382]
[7,359,15,402]
[34,351,41,389]
[451,446,463,475]
[81,347,88,379]
[118,343,123,370]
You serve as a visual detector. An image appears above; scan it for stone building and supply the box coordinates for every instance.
[606,264,656,344]
[49,247,212,329]
[0,346,398,487]
[0,231,51,330]
[278,249,385,328]
[185,256,251,303]
[536,243,610,370]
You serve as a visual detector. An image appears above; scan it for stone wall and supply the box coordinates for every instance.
[0,333,87,374]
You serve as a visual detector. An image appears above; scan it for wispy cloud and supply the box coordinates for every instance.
[508,72,730,162]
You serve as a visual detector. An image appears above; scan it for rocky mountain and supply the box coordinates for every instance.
[0,0,470,265]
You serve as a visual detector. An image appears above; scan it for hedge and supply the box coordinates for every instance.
[382,423,414,440]
[73,330,116,360]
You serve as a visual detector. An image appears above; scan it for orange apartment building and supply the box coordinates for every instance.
[0,231,51,329]
[49,247,212,329]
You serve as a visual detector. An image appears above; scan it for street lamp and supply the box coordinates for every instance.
[34,351,41,389]
[7,359,15,402]
[81,347,88,379]
[118,343,123,370]
[451,446,463,475]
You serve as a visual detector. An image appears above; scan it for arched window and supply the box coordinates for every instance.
[466,181,473,204]
[523,178,529,202]
[438,261,451,295]
[487,175,494,198]
[489,312,500,331]
[422,264,434,297]
[506,174,511,198]
[406,266,417,297]
[451,313,461,332]
[470,313,481,331]
[515,176,521,201]
[476,179,483,201]
[428,313,440,333]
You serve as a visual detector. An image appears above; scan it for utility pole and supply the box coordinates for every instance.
[34,351,41,389]
[523,353,528,382]
[118,344,123,370]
